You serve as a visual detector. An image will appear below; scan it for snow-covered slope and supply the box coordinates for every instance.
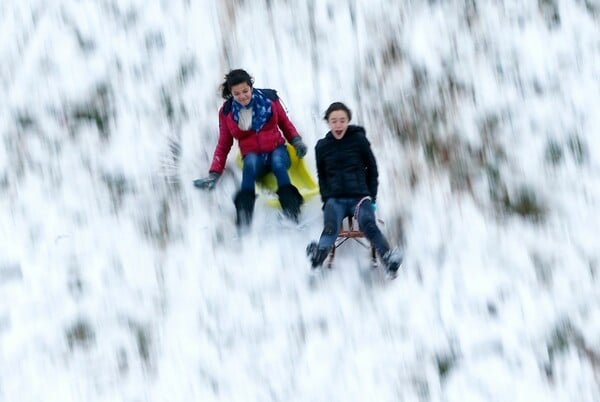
[1,1,599,401]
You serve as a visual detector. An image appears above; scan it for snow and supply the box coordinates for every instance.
[1,0,599,401]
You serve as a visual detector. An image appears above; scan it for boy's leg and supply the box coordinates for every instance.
[356,200,402,274]
[318,198,346,250]
[356,200,391,257]
[306,198,347,268]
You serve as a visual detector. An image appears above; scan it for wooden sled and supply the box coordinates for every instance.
[237,143,319,207]
[326,216,378,269]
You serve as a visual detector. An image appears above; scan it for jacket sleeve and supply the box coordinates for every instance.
[272,98,300,142]
[362,136,379,200]
[208,107,234,174]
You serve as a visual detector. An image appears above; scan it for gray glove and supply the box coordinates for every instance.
[193,172,220,190]
[291,137,307,158]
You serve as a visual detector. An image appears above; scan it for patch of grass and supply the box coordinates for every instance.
[71,83,112,140]
[129,321,152,364]
[567,135,588,165]
[544,140,563,166]
[16,112,36,131]
[66,319,95,350]
[101,172,130,212]
[503,186,546,222]
[436,352,457,380]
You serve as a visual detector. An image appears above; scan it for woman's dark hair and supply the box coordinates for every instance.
[323,102,352,121]
[221,69,254,99]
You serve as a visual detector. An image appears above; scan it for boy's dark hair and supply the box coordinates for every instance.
[221,69,254,99]
[323,102,352,121]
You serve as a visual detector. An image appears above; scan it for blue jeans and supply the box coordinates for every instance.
[318,197,391,259]
[241,145,291,191]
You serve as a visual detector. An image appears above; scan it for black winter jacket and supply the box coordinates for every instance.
[314,125,379,204]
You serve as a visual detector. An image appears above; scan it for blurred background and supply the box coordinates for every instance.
[1,0,599,401]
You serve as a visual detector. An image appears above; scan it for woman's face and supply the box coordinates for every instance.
[327,110,350,139]
[231,82,253,106]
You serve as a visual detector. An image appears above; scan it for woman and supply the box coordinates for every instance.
[194,69,308,227]
[306,102,402,278]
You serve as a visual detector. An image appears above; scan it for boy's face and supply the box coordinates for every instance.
[327,110,350,139]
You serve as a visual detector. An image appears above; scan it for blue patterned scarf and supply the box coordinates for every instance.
[231,88,273,131]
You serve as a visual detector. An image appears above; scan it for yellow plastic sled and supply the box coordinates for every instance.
[236,143,320,207]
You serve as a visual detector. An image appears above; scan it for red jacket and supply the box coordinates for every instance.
[209,91,300,174]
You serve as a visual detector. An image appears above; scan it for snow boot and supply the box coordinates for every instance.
[306,241,330,269]
[383,248,403,279]
[233,189,256,228]
[277,184,303,223]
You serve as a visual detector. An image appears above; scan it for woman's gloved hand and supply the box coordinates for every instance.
[291,137,308,158]
[193,172,220,190]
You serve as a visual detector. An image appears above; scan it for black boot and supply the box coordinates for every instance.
[306,241,330,268]
[233,189,256,228]
[277,184,304,223]
[382,248,403,279]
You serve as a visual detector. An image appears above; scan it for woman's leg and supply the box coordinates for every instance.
[270,145,292,187]
[271,145,303,221]
[236,153,265,228]
[241,153,267,191]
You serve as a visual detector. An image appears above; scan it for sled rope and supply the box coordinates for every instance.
[353,196,372,229]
